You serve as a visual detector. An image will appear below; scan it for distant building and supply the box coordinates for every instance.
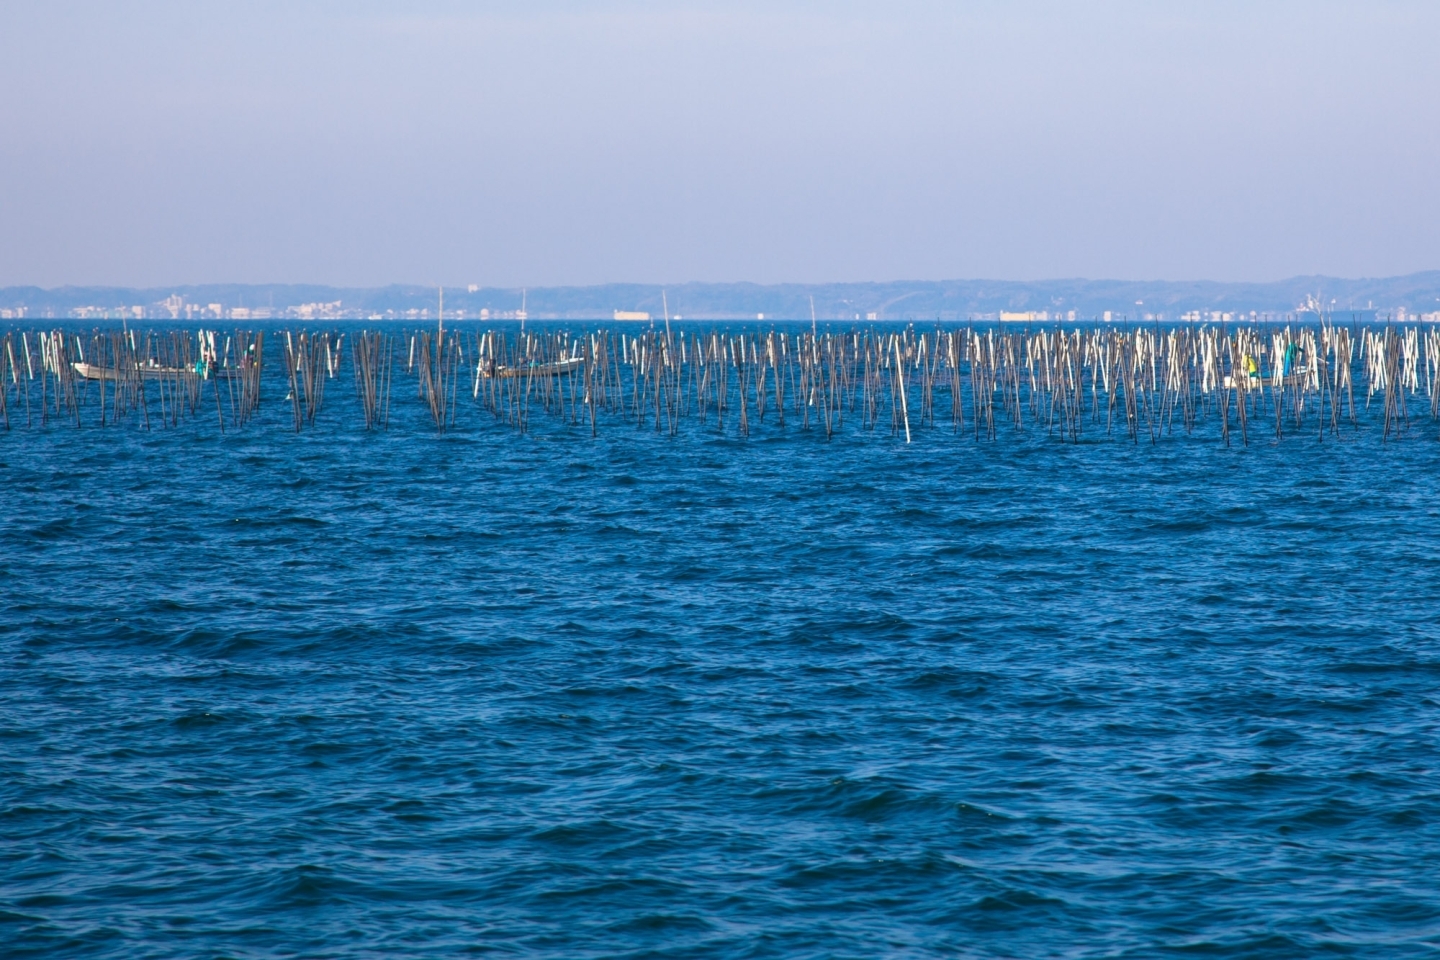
[293,301,342,320]
[614,311,649,321]
[1000,311,1048,323]
[866,312,878,321]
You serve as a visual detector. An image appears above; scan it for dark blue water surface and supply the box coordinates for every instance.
[4,349,1440,958]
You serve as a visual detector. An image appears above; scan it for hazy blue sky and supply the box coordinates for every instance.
[2,1,1437,287]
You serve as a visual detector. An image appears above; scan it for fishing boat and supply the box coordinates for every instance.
[72,360,247,381]
[479,356,584,379]
[1223,371,1315,389]
[1222,344,1314,390]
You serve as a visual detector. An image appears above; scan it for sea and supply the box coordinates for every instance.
[4,325,1440,958]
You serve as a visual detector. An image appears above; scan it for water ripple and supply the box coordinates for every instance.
[2,415,1439,957]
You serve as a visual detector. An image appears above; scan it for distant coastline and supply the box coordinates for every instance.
[2,273,1438,323]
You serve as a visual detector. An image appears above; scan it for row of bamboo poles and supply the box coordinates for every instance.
[2,324,1439,444]
[0,328,264,432]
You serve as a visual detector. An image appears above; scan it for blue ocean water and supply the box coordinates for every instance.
[4,333,1440,958]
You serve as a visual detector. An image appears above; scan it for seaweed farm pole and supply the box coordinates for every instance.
[285,331,304,432]
[161,333,174,427]
[1148,328,1161,443]
[88,331,104,428]
[818,333,833,439]
[893,334,911,443]
[584,334,597,437]
[754,332,770,425]
[1,333,13,430]
[38,333,48,426]
[416,327,452,432]
[137,333,151,431]
[1216,335,1231,447]
[1271,329,1287,441]
[352,332,367,427]
[2,334,12,429]
[210,331,225,433]
[773,332,786,429]
[1382,324,1403,441]
[352,331,388,430]
[1325,323,1341,441]
[947,330,962,435]
[379,331,392,430]
[654,331,667,435]
[152,333,166,427]
[222,335,238,426]
[446,328,460,431]
[13,330,29,428]
[1429,327,1440,428]
[1239,335,1252,446]
[382,332,393,429]
[20,332,32,428]
[113,330,129,426]
[51,331,81,427]
[5,332,22,430]
[1313,325,1327,442]
[0,333,10,431]
[248,331,265,427]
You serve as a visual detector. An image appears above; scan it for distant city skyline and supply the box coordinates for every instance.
[2,2,1437,288]
[5,273,1440,323]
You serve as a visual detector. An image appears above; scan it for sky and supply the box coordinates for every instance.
[1,1,1437,288]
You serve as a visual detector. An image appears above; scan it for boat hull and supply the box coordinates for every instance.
[480,358,584,379]
[72,362,246,382]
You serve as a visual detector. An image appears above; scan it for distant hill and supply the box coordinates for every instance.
[2,274,1438,321]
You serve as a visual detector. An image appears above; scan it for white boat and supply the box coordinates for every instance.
[72,361,245,381]
[479,356,584,379]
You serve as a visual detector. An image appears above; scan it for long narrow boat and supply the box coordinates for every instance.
[1222,372,1314,390]
[479,356,584,379]
[72,361,247,382]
